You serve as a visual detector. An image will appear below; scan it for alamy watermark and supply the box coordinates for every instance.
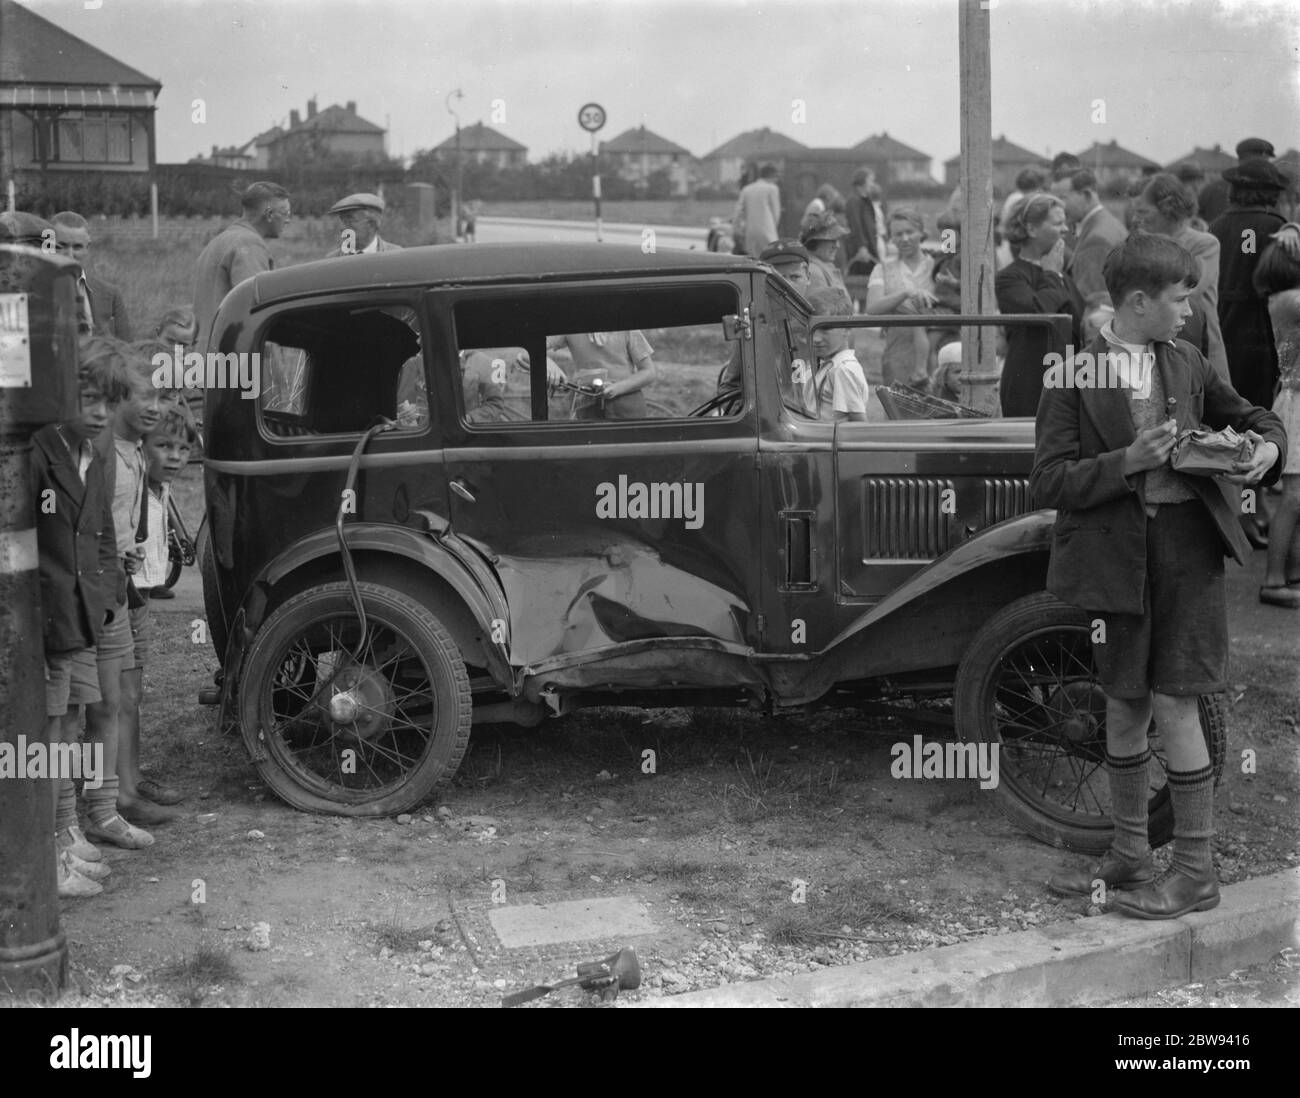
[1042,347,1155,396]
[890,735,1000,790]
[0,735,103,787]
[151,345,261,400]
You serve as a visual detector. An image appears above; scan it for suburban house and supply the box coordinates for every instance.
[1075,139,1160,188]
[851,132,933,185]
[943,134,1047,194]
[1165,144,1236,180]
[0,0,161,184]
[700,127,807,188]
[255,98,387,168]
[600,125,695,196]
[193,144,255,170]
[245,125,284,171]
[431,122,527,170]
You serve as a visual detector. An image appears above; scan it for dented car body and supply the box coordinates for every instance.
[202,243,1224,852]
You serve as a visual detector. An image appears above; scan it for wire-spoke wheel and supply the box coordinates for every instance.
[955,592,1226,853]
[239,581,471,816]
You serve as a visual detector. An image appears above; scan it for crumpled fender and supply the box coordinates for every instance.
[823,510,1055,653]
[243,522,513,686]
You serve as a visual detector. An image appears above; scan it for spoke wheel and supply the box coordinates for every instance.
[239,581,471,816]
[955,592,1226,853]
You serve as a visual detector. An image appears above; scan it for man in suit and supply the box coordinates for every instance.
[845,168,883,280]
[1052,169,1127,299]
[327,192,402,257]
[52,211,132,340]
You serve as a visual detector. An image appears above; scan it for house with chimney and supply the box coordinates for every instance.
[699,127,807,188]
[0,0,161,183]
[851,132,933,185]
[250,98,387,169]
[1164,144,1236,181]
[944,135,1047,195]
[600,125,695,196]
[1075,139,1160,188]
[431,122,527,170]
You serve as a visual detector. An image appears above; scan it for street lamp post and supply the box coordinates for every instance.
[446,88,464,242]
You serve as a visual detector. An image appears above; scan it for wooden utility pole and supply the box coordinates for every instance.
[958,0,998,411]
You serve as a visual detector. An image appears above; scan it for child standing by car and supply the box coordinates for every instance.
[34,344,135,888]
[807,288,869,423]
[1032,234,1286,918]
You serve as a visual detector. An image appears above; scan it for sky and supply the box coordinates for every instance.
[26,0,1300,170]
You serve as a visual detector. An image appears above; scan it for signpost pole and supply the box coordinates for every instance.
[578,103,607,243]
[958,0,998,413]
[591,132,602,242]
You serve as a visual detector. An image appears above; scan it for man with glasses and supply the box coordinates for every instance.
[52,211,132,340]
[192,181,291,350]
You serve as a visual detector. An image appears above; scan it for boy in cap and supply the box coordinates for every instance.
[759,239,812,297]
[327,193,402,257]
[1033,233,1286,918]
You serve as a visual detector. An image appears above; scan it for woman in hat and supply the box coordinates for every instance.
[865,207,939,387]
[799,211,850,297]
[1210,158,1288,411]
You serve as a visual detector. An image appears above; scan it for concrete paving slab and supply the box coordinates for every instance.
[645,868,1299,1008]
[490,895,658,948]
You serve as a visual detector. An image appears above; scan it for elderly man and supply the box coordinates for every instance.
[327,192,401,257]
[50,211,132,340]
[1051,169,1127,299]
[192,181,290,349]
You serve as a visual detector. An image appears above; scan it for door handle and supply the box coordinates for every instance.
[450,478,477,503]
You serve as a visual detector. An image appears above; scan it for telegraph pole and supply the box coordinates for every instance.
[958,0,998,412]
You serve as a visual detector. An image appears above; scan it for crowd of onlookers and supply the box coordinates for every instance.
[729,140,1300,605]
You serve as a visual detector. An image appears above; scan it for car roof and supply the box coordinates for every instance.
[251,242,764,304]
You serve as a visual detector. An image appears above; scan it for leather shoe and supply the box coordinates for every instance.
[137,778,184,806]
[1047,850,1154,897]
[118,797,180,826]
[1111,867,1220,920]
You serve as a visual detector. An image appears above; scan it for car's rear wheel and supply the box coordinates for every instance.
[954,592,1226,853]
[238,581,471,816]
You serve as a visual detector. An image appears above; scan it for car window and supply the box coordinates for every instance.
[764,283,817,419]
[451,282,742,425]
[257,304,424,436]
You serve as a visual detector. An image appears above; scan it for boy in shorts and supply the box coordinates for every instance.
[1032,234,1286,918]
[807,287,869,422]
[32,347,133,894]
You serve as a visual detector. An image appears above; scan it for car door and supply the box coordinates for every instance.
[431,274,763,674]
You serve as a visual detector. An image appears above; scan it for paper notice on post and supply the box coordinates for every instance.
[0,294,32,387]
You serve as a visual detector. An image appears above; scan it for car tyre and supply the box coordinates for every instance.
[954,592,1226,853]
[239,581,472,816]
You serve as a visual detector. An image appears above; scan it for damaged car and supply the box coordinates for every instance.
[200,242,1224,852]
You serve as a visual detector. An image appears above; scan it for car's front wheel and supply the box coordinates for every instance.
[954,592,1226,853]
[238,581,471,816]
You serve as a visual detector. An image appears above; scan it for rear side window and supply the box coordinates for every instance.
[451,282,742,425]
[257,303,424,437]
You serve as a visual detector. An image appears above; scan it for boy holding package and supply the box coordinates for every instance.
[1032,233,1286,918]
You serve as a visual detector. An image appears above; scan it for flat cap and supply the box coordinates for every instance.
[760,239,810,265]
[1235,137,1275,160]
[328,192,385,215]
[0,210,54,246]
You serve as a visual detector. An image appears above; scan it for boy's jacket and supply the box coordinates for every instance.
[30,426,123,653]
[1031,335,1287,614]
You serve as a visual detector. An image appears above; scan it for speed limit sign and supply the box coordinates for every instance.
[578,102,606,133]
